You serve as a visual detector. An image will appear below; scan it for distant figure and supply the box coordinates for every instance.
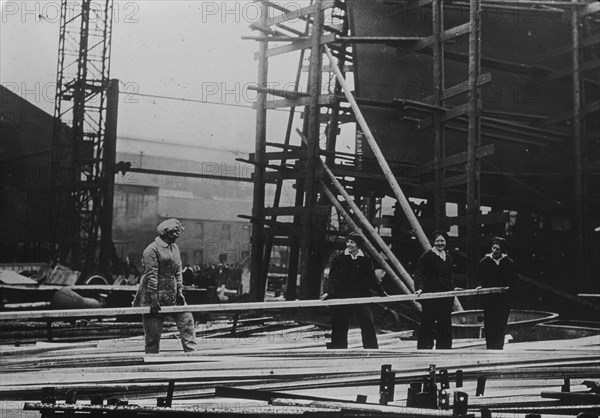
[321,232,387,349]
[133,219,197,354]
[476,237,518,349]
[182,264,194,286]
[414,230,458,349]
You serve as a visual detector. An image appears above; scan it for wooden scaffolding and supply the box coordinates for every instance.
[246,0,599,302]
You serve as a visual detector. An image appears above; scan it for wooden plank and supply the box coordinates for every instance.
[265,0,334,27]
[337,36,423,44]
[397,22,471,56]
[541,99,600,126]
[544,57,600,81]
[0,284,139,292]
[242,35,311,42]
[417,102,475,129]
[263,206,330,217]
[446,123,549,147]
[534,34,600,63]
[302,64,354,72]
[431,49,551,76]
[2,301,52,309]
[377,212,507,228]
[238,215,303,234]
[247,85,309,99]
[414,173,469,193]
[250,150,307,161]
[272,398,459,416]
[0,288,506,321]
[418,144,495,173]
[258,92,338,110]
[418,212,508,227]
[517,274,600,313]
[257,33,337,59]
[422,73,492,104]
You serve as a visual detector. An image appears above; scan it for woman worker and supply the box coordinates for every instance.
[133,218,198,354]
[414,230,457,349]
[476,237,518,349]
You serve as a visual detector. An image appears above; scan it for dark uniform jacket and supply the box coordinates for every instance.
[414,249,454,293]
[476,254,517,291]
[324,250,386,299]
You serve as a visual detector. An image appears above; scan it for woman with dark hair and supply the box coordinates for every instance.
[476,237,518,349]
[414,230,457,349]
[321,232,387,349]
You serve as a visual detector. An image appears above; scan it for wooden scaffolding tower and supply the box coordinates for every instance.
[247,0,599,302]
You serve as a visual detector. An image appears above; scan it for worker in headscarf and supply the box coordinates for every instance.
[133,218,197,354]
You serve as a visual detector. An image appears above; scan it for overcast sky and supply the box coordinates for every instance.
[1,1,320,159]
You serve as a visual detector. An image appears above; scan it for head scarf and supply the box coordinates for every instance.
[156,218,184,237]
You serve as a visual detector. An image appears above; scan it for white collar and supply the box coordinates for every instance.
[344,248,365,259]
[431,247,446,261]
[485,252,506,265]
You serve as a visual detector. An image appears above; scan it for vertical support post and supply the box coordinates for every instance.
[456,369,463,387]
[99,79,119,278]
[299,0,324,299]
[379,364,396,402]
[476,375,486,396]
[439,369,449,389]
[466,0,482,289]
[571,3,585,289]
[453,392,469,417]
[325,2,350,165]
[561,378,571,392]
[250,2,268,302]
[432,0,446,231]
[265,23,310,302]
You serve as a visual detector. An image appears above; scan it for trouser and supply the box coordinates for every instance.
[483,294,510,349]
[142,311,198,354]
[329,305,378,349]
[417,298,453,349]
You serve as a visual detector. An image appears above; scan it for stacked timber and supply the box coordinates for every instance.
[1,319,599,417]
[1,291,598,417]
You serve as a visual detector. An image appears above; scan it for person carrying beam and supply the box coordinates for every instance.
[321,232,388,349]
[133,218,198,354]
